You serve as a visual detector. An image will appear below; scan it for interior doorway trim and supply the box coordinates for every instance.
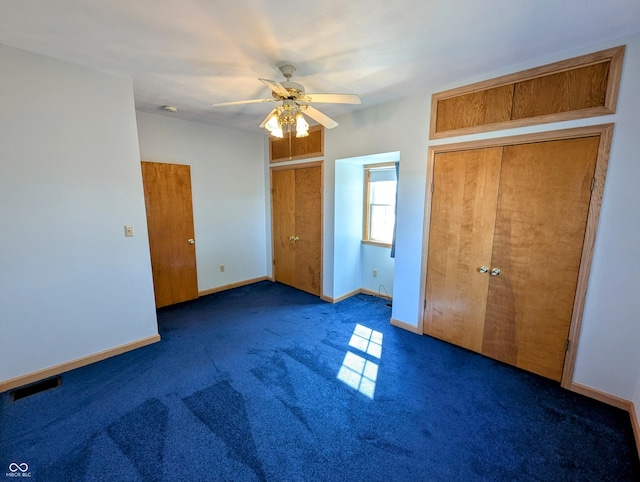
[419,123,614,389]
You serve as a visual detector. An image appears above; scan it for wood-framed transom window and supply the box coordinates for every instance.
[363,163,397,247]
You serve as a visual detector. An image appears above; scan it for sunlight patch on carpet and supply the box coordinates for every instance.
[348,323,383,359]
[338,324,383,398]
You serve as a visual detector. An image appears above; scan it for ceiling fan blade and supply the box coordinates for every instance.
[302,93,361,104]
[259,108,278,128]
[301,105,339,129]
[259,78,290,97]
[211,98,275,107]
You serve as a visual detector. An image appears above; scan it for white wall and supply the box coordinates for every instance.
[325,97,431,324]
[571,35,640,400]
[136,112,267,292]
[334,161,363,297]
[0,44,158,384]
[323,33,640,402]
[361,244,394,298]
[334,153,397,299]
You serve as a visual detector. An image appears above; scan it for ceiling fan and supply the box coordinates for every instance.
[211,64,361,138]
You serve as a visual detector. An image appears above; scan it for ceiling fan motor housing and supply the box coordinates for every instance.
[272,81,305,100]
[269,64,306,100]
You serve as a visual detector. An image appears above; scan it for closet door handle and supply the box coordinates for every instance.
[490,268,501,276]
[479,266,489,274]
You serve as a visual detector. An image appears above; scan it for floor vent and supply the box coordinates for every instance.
[11,376,62,401]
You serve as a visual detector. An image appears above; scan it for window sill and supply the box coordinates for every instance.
[361,240,392,249]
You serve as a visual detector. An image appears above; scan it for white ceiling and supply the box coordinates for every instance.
[1,0,640,134]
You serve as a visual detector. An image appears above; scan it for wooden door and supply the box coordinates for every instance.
[272,169,297,288]
[271,164,322,296]
[482,136,599,381]
[293,166,322,295]
[423,135,601,381]
[424,147,502,352]
[141,161,198,308]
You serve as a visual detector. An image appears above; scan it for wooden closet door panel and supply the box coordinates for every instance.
[141,162,198,308]
[424,148,502,352]
[272,169,297,287]
[435,85,514,133]
[294,166,322,296]
[482,136,599,381]
[511,63,610,120]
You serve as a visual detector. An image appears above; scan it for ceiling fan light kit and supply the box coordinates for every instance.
[263,100,310,139]
[211,64,361,137]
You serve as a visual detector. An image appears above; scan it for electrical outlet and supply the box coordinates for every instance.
[373,269,378,278]
[220,265,225,273]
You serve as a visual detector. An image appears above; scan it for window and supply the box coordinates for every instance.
[363,163,397,246]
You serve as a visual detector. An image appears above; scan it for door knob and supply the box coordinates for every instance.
[479,266,489,274]
[490,268,501,276]
[289,236,300,242]
[188,239,195,245]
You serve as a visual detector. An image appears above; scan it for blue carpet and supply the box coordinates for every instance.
[1,281,638,481]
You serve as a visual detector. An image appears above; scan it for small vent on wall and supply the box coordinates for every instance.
[10,376,62,401]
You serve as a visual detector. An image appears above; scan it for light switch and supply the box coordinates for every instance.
[124,225,134,237]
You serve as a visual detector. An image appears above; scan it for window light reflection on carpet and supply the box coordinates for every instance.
[337,324,383,399]
[349,323,383,359]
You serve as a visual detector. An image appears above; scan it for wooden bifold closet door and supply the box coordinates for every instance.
[424,136,600,381]
[271,164,322,296]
